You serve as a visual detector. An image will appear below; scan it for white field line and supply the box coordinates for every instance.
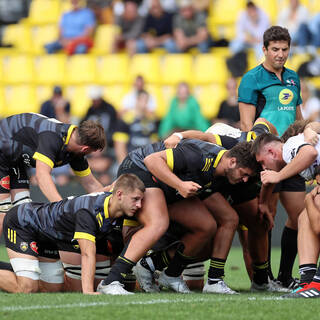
[0,296,284,312]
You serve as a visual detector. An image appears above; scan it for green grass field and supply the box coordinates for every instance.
[1,245,318,320]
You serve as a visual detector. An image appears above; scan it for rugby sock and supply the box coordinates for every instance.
[277,227,298,284]
[102,256,136,285]
[141,250,171,272]
[207,257,226,284]
[252,261,269,285]
[299,264,317,285]
[0,261,13,272]
[165,246,196,277]
[267,230,274,280]
[308,263,320,289]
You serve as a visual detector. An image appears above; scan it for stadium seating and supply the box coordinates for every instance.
[2,24,32,53]
[65,55,97,84]
[103,85,129,110]
[91,24,120,55]
[31,24,59,55]
[65,85,91,118]
[3,55,35,84]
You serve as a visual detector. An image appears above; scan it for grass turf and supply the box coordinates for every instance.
[1,246,318,320]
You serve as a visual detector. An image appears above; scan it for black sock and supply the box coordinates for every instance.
[142,250,171,272]
[253,261,269,285]
[103,256,136,285]
[299,264,317,284]
[277,226,297,283]
[267,230,274,280]
[165,246,196,277]
[207,257,226,284]
[0,261,13,271]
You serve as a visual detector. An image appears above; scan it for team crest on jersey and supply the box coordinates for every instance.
[20,242,28,252]
[30,241,38,254]
[286,79,296,86]
[279,88,294,105]
[0,176,10,190]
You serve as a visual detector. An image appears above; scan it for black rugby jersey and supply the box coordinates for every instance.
[214,122,271,149]
[0,113,90,176]
[14,192,119,243]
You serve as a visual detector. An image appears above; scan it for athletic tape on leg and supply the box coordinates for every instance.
[39,261,64,284]
[10,258,41,280]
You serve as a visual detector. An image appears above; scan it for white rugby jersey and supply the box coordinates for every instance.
[282,133,320,180]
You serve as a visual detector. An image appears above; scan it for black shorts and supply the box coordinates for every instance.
[0,159,29,194]
[118,156,181,204]
[273,174,306,193]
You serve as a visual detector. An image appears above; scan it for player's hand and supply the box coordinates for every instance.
[258,203,274,231]
[177,181,201,198]
[260,170,281,185]
[164,135,181,149]
[304,128,319,146]
[309,185,320,199]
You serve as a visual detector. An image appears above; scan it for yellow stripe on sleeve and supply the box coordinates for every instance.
[213,150,227,168]
[73,167,91,177]
[166,149,174,171]
[213,134,222,146]
[33,152,54,168]
[113,132,130,143]
[123,219,141,227]
[103,195,111,219]
[74,232,96,243]
[65,125,77,145]
[255,121,271,133]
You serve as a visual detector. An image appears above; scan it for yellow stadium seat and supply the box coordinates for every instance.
[65,55,97,84]
[193,54,230,85]
[103,85,129,110]
[0,87,5,117]
[129,54,161,84]
[161,54,193,85]
[207,18,236,42]
[34,54,66,85]
[285,53,310,71]
[3,55,35,84]
[96,54,129,85]
[36,85,54,107]
[209,0,246,25]
[2,24,32,53]
[194,85,227,119]
[91,24,120,55]
[23,0,61,25]
[31,25,59,55]
[145,85,166,118]
[65,85,91,119]
[3,85,38,116]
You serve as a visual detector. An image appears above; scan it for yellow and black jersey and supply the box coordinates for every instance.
[0,113,90,177]
[213,122,271,149]
[10,192,120,244]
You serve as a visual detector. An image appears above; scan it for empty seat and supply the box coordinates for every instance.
[65,85,91,119]
[2,24,32,53]
[31,24,59,55]
[24,0,61,25]
[65,55,97,84]
[103,85,129,110]
[3,55,35,84]
[91,24,120,55]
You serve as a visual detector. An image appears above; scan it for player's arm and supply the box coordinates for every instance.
[239,102,256,131]
[164,131,217,148]
[261,145,318,184]
[35,160,63,202]
[144,150,201,198]
[77,238,98,294]
[79,173,103,193]
[296,104,303,120]
[253,117,278,135]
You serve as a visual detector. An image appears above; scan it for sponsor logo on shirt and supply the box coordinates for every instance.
[30,241,38,254]
[20,242,28,252]
[286,79,296,86]
[278,106,295,111]
[279,88,294,105]
[0,176,10,190]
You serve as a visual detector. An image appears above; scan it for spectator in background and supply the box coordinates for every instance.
[277,0,310,49]
[114,90,159,164]
[87,0,114,24]
[113,0,144,56]
[121,75,157,118]
[137,0,177,16]
[171,0,210,53]
[40,86,71,124]
[230,1,269,60]
[159,82,209,138]
[81,86,118,184]
[300,80,320,122]
[45,0,96,55]
[214,78,240,128]
[135,0,174,53]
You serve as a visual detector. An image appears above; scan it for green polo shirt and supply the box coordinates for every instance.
[238,64,302,136]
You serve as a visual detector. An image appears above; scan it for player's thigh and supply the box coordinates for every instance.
[280,191,306,223]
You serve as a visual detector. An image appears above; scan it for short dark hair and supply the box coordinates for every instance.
[226,141,260,173]
[263,26,291,49]
[281,120,311,143]
[113,174,145,193]
[251,133,281,155]
[77,120,106,150]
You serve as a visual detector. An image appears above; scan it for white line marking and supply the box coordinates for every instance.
[0,296,285,313]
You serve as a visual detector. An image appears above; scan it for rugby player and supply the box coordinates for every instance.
[0,113,106,236]
[97,138,258,294]
[0,173,144,294]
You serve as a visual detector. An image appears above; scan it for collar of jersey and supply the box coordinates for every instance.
[103,194,111,219]
[213,150,227,168]
[246,131,257,141]
[65,125,77,145]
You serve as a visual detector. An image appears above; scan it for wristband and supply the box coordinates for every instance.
[173,132,183,140]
